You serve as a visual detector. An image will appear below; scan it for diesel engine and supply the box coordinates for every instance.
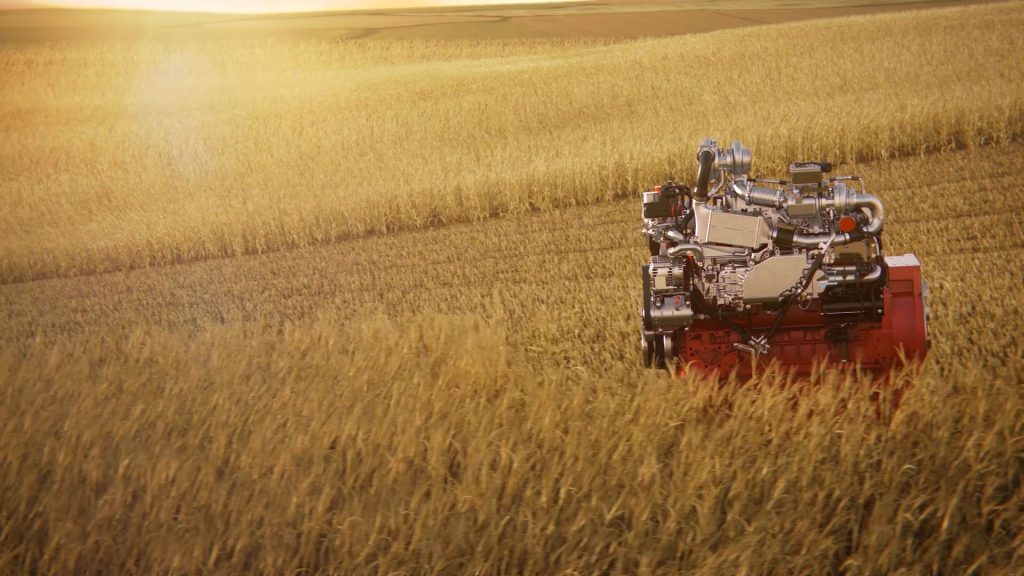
[640,139,929,375]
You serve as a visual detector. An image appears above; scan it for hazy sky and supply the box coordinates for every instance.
[14,0,577,12]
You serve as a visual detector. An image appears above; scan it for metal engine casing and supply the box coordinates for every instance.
[640,139,929,375]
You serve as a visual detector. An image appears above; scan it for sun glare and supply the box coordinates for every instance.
[24,0,569,14]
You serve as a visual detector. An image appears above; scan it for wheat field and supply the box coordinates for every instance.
[2,1,1024,575]
[2,1,1023,283]
[3,143,1023,574]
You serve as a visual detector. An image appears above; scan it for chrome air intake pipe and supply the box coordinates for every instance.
[667,243,705,261]
[847,192,885,236]
[732,182,784,208]
[824,264,883,284]
[828,182,885,236]
[662,229,705,261]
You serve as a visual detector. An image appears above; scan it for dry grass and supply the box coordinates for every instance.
[3,318,1021,575]
[2,3,1024,573]
[2,1,1023,283]
[2,144,1023,575]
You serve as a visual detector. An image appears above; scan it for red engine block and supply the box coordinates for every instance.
[675,254,929,378]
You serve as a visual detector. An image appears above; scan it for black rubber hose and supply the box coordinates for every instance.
[693,149,716,202]
[679,208,694,232]
[691,288,754,344]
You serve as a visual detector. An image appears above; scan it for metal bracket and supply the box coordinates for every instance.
[734,335,770,357]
